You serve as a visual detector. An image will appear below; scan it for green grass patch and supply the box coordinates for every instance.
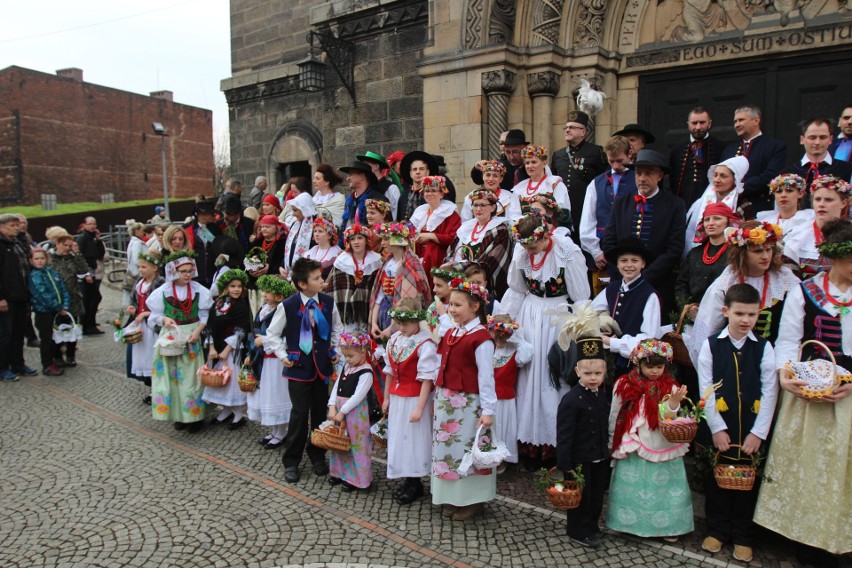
[0,198,193,219]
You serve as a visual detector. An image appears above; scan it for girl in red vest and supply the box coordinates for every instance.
[487,314,532,473]
[381,298,438,505]
[432,278,497,521]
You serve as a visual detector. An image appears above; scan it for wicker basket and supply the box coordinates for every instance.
[198,361,231,388]
[661,304,694,368]
[237,366,258,393]
[787,340,843,399]
[122,330,143,344]
[713,445,758,491]
[370,416,388,449]
[311,420,351,453]
[543,467,583,510]
[658,397,699,444]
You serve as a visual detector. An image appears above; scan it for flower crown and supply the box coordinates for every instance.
[256,274,296,299]
[339,331,371,349]
[629,339,674,365]
[365,199,392,215]
[521,145,548,160]
[810,175,851,196]
[724,222,783,247]
[376,221,416,240]
[387,307,428,322]
[137,251,162,267]
[482,160,506,173]
[512,213,552,244]
[216,268,249,292]
[486,315,520,336]
[431,266,465,282]
[468,189,498,205]
[162,249,197,266]
[449,277,490,303]
[527,193,559,212]
[420,176,448,194]
[769,173,804,194]
[343,224,373,241]
[312,217,339,244]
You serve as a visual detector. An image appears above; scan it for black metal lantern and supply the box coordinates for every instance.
[298,33,325,92]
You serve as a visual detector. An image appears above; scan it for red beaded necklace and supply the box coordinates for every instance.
[739,272,770,308]
[529,238,553,271]
[172,282,194,317]
[823,272,852,312]
[701,241,727,265]
[525,176,546,196]
[445,326,468,346]
[471,221,487,242]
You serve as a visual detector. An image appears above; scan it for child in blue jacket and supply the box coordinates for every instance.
[28,248,71,376]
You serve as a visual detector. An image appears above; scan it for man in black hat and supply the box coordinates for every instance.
[613,124,656,165]
[357,151,402,220]
[396,150,459,221]
[339,160,388,229]
[183,199,222,288]
[601,149,685,320]
[668,107,724,206]
[551,110,608,243]
[218,195,255,253]
[470,129,529,190]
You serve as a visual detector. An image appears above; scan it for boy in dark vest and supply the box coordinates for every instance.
[696,283,779,563]
[590,236,661,373]
[266,258,343,483]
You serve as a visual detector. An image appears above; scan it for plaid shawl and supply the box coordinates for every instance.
[447,222,511,298]
[369,250,433,306]
[326,267,378,328]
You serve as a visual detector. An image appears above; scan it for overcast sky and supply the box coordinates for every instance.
[3,0,231,147]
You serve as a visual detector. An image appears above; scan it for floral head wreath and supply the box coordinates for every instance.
[376,221,416,240]
[724,222,783,248]
[431,266,465,282]
[365,199,392,215]
[312,217,339,245]
[521,145,548,160]
[339,331,372,349]
[449,277,490,303]
[769,173,804,194]
[486,315,520,336]
[256,274,296,299]
[810,175,852,197]
[481,160,506,174]
[163,249,197,282]
[137,251,162,267]
[511,212,552,244]
[387,307,428,322]
[468,189,498,205]
[527,193,559,212]
[629,339,674,365]
[420,175,448,194]
[216,268,249,292]
[343,224,373,241]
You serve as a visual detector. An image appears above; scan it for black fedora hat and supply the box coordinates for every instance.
[339,161,379,187]
[400,151,439,185]
[633,149,670,174]
[221,195,243,214]
[503,129,529,146]
[604,235,655,265]
[613,123,656,144]
[195,198,217,215]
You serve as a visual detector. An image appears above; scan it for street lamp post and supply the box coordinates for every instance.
[151,122,170,220]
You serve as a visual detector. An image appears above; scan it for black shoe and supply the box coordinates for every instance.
[265,438,286,449]
[227,417,246,431]
[142,395,152,405]
[259,435,274,446]
[395,480,424,505]
[27,339,41,348]
[284,467,301,483]
[569,535,601,549]
[312,460,329,476]
[174,422,188,431]
[12,366,38,377]
[393,480,410,499]
[42,364,64,377]
[340,481,354,492]
[186,422,205,433]
[65,359,77,368]
[328,476,342,486]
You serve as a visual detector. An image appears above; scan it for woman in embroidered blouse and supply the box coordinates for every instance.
[460,160,512,222]
[124,221,149,304]
[365,198,394,258]
[756,173,814,244]
[325,224,384,333]
[304,217,341,279]
[505,145,570,223]
[687,220,799,365]
[312,164,346,227]
[499,213,590,467]
[446,189,511,299]
[684,156,749,255]
[280,193,317,279]
[410,176,461,289]
[754,218,852,559]
[783,175,851,279]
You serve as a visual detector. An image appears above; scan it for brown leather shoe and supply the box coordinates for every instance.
[702,536,723,553]
[733,545,753,562]
[441,505,458,518]
[452,503,483,521]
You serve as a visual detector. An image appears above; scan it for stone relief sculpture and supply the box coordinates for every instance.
[489,0,517,44]
[529,0,564,46]
[574,0,607,47]
[465,0,516,48]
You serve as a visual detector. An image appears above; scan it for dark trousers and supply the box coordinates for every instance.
[81,279,102,330]
[282,377,328,469]
[566,460,610,539]
[33,311,63,368]
[704,469,760,546]
[25,306,37,341]
[0,301,28,371]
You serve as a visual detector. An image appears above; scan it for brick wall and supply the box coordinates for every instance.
[0,66,215,206]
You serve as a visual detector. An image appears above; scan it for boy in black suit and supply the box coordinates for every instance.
[556,334,610,548]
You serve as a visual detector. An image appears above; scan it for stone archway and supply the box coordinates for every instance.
[267,121,323,190]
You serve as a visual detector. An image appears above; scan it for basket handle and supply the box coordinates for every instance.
[713,443,756,464]
[675,304,693,335]
[797,339,838,377]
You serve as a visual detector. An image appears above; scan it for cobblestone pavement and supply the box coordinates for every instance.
[1,285,843,568]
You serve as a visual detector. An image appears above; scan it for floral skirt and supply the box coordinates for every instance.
[431,387,496,506]
[606,453,694,537]
[150,323,205,423]
[329,396,373,489]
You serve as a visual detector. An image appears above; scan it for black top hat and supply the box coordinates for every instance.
[399,151,439,185]
[195,198,217,215]
[604,235,655,265]
[221,196,243,214]
[355,151,389,169]
[339,161,379,187]
[566,111,591,129]
[613,123,656,144]
[502,129,529,146]
[633,149,669,174]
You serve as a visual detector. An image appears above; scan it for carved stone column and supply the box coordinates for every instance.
[527,71,561,147]
[481,70,517,159]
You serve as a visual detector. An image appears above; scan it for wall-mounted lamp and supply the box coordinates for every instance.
[301,30,356,104]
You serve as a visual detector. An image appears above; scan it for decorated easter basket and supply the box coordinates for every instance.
[538,467,584,510]
[155,325,190,357]
[237,365,258,393]
[197,359,232,388]
[658,396,700,444]
[311,420,351,453]
[785,340,850,399]
[370,415,388,449]
[713,445,758,491]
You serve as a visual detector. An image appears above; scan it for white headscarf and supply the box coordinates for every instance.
[684,156,749,254]
[283,193,317,271]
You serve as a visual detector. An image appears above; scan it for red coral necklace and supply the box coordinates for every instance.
[529,238,553,271]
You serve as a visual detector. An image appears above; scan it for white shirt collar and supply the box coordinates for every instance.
[743,132,763,144]
[800,153,833,165]
[299,292,318,304]
[718,326,758,348]
[690,133,710,143]
[458,318,483,331]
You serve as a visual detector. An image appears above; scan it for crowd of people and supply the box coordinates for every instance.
[1,103,850,566]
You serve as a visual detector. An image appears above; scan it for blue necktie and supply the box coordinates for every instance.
[299,298,330,354]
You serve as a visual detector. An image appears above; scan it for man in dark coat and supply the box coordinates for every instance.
[782,117,852,197]
[218,196,255,253]
[396,151,456,220]
[0,214,37,380]
[470,129,530,190]
[828,105,852,162]
[339,161,389,228]
[76,216,106,335]
[720,105,787,213]
[183,199,223,288]
[668,106,724,206]
[601,149,686,321]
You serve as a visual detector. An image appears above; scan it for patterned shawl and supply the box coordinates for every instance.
[612,367,678,453]
[369,250,433,306]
